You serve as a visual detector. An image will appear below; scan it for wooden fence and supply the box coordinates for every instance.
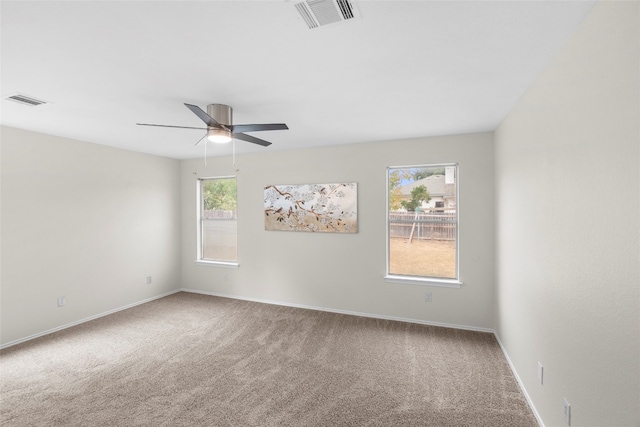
[389,210,456,241]
[203,210,236,220]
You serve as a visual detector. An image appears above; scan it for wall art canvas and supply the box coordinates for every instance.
[264,183,358,233]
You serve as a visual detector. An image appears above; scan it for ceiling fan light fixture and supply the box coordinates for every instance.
[207,129,232,144]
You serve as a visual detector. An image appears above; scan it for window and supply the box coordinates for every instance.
[198,176,238,265]
[386,164,459,284]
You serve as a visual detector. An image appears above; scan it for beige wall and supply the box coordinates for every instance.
[1,128,496,343]
[495,2,639,426]
[1,127,182,346]
[181,132,496,330]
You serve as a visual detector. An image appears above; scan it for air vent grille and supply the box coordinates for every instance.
[6,93,47,107]
[336,0,354,20]
[294,0,358,29]
[295,2,318,29]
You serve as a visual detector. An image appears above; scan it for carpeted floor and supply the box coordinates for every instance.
[0,292,537,426]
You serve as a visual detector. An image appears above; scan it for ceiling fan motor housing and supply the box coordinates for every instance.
[206,104,233,143]
[207,104,232,126]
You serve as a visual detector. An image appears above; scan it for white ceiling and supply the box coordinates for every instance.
[1,0,596,160]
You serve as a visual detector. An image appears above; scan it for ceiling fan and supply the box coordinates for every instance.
[137,103,288,147]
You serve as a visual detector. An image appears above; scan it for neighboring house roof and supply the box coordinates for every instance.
[399,175,455,198]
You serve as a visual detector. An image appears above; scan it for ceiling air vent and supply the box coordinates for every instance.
[294,0,358,29]
[6,93,48,107]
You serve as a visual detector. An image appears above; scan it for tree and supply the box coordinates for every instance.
[203,179,237,211]
[412,169,430,181]
[389,169,410,210]
[411,167,445,181]
[400,185,431,212]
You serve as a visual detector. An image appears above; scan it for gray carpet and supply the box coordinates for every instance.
[1,292,537,426]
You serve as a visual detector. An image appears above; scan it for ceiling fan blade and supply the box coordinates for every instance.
[233,132,272,147]
[184,103,221,128]
[230,123,289,133]
[137,123,207,130]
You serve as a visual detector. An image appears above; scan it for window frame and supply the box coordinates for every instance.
[195,175,239,268]
[384,163,462,288]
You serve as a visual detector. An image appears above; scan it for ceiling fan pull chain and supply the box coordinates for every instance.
[204,140,208,167]
[233,140,236,167]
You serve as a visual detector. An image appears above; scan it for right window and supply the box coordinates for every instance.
[387,164,458,281]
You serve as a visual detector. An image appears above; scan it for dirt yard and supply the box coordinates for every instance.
[389,238,456,279]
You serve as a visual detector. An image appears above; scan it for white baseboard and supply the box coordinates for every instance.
[0,290,182,350]
[180,287,495,334]
[494,333,544,427]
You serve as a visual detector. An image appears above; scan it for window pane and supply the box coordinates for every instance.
[388,165,457,279]
[202,218,237,261]
[201,177,237,262]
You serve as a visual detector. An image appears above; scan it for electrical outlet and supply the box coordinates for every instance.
[425,292,432,302]
[537,362,544,385]
[57,296,66,307]
[146,276,152,284]
[563,398,571,425]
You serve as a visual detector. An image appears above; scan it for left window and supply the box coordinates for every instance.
[198,176,237,264]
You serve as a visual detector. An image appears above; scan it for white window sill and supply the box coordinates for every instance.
[195,260,239,269]
[384,275,462,288]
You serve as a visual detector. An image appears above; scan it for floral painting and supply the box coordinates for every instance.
[264,183,358,233]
